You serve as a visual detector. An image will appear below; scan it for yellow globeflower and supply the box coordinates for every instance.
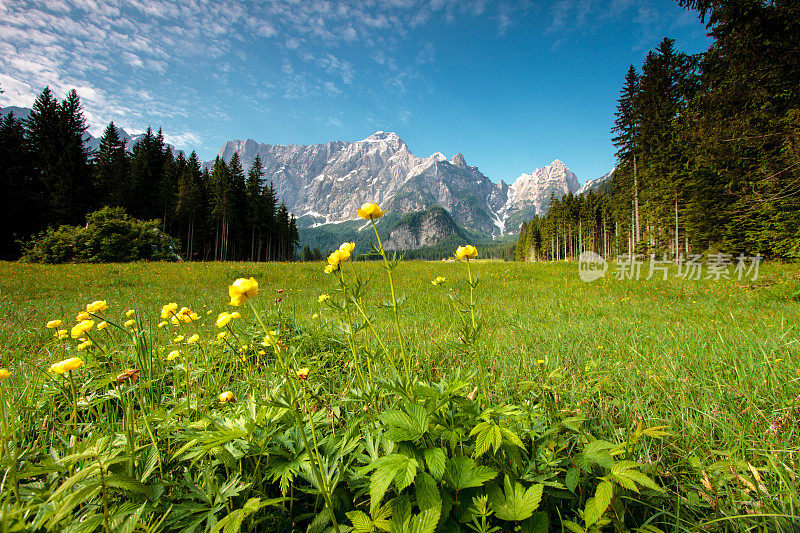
[216,312,232,328]
[357,202,384,220]
[317,294,330,303]
[296,368,310,380]
[324,264,338,274]
[217,331,228,340]
[339,241,355,254]
[71,320,95,339]
[167,350,181,361]
[157,321,168,328]
[160,302,178,318]
[76,311,91,321]
[77,339,93,351]
[219,391,235,403]
[86,300,108,313]
[189,312,200,321]
[97,321,108,330]
[173,335,185,342]
[49,357,83,374]
[230,312,241,319]
[455,245,478,260]
[0,369,10,380]
[431,276,446,286]
[125,310,135,317]
[327,249,346,266]
[123,319,136,328]
[55,329,68,340]
[187,334,200,344]
[46,319,63,329]
[228,277,258,306]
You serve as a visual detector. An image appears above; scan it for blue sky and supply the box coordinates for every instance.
[0,0,710,184]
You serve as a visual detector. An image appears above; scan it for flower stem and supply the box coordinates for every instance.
[466,259,487,402]
[371,220,410,383]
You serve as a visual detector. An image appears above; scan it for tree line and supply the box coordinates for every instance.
[516,0,800,261]
[0,87,299,261]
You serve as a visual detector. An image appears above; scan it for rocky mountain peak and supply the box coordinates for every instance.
[450,153,467,168]
[362,131,407,151]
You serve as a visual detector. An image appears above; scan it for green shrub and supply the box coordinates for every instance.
[21,206,180,263]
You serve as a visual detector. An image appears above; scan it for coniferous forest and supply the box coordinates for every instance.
[515,1,800,262]
[0,87,299,262]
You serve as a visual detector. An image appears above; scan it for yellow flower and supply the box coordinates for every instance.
[216,312,232,328]
[455,245,478,260]
[97,321,108,330]
[71,320,94,339]
[158,321,168,328]
[339,241,355,254]
[296,368,310,380]
[189,312,200,321]
[228,277,258,306]
[317,294,330,303]
[431,276,446,286]
[46,319,63,329]
[173,335,185,342]
[123,319,136,328]
[125,309,135,317]
[324,264,338,274]
[187,334,199,344]
[327,249,347,266]
[217,332,228,340]
[49,357,83,374]
[167,350,180,361]
[219,391,235,403]
[55,329,68,340]
[230,312,241,319]
[160,302,178,318]
[76,311,91,321]
[86,300,108,313]
[357,202,384,220]
[0,369,10,380]
[77,339,93,351]
[312,313,319,319]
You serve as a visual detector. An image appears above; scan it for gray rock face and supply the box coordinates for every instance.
[576,167,616,194]
[386,207,462,250]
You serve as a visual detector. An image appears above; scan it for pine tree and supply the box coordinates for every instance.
[93,122,129,208]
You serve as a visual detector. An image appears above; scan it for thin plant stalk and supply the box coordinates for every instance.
[466,258,487,401]
[371,219,410,382]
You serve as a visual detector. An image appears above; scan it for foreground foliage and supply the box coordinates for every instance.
[0,247,798,530]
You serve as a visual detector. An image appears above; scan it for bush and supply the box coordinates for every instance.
[21,206,181,263]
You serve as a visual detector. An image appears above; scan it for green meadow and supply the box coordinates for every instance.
[0,259,798,531]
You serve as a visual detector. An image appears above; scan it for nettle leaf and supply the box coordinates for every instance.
[347,511,374,533]
[488,475,544,522]
[594,481,613,518]
[414,471,441,511]
[369,454,420,512]
[380,404,429,444]
[423,447,446,481]
[565,467,580,492]
[408,508,441,533]
[443,457,497,491]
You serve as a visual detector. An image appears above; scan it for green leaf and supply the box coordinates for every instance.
[594,481,613,518]
[408,508,441,533]
[565,467,579,492]
[347,511,374,533]
[488,475,543,522]
[443,457,496,491]
[520,512,549,533]
[423,448,446,481]
[583,497,602,527]
[561,520,586,533]
[414,471,441,511]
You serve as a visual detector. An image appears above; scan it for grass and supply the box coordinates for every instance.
[0,257,798,531]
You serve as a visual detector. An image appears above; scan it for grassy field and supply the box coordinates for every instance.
[0,258,798,531]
